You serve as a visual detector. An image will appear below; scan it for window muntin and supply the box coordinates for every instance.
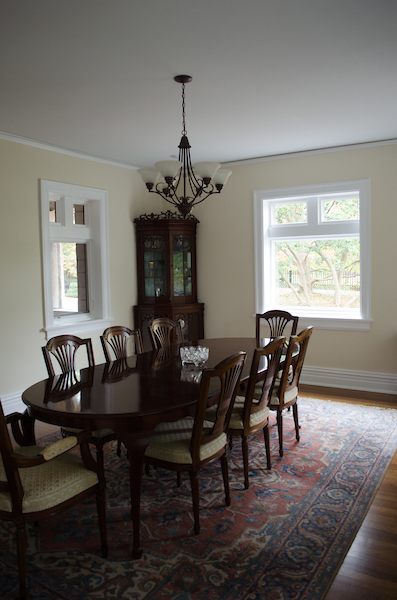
[41,181,111,337]
[253,180,371,331]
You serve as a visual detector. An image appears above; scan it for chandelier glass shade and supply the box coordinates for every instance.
[138,75,232,217]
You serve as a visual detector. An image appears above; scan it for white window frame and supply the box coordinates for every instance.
[41,180,112,338]
[253,180,371,331]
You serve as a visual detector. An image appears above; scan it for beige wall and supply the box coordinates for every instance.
[1,138,396,400]
[0,138,160,396]
[193,143,397,375]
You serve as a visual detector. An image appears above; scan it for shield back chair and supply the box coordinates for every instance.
[207,337,285,489]
[144,351,246,535]
[100,326,144,456]
[0,399,107,600]
[42,335,116,471]
[149,317,184,350]
[268,326,313,457]
[100,326,143,362]
[255,310,299,343]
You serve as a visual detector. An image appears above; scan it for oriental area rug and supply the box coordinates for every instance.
[2,398,397,600]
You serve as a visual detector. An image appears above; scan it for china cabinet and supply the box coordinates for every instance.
[133,211,204,349]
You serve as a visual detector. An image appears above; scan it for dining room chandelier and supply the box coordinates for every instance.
[137,75,232,217]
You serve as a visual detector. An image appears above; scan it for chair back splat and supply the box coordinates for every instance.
[101,326,143,361]
[255,310,298,342]
[149,317,184,349]
[191,352,246,464]
[42,335,94,377]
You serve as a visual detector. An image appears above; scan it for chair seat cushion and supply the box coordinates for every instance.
[228,396,270,429]
[62,426,114,439]
[145,417,227,464]
[0,445,98,513]
[269,386,298,406]
[206,397,270,430]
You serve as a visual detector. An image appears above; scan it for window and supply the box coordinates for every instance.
[253,180,371,331]
[41,180,111,338]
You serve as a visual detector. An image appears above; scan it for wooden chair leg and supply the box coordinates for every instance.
[96,443,105,474]
[277,411,283,457]
[96,485,108,559]
[189,471,201,535]
[116,440,122,457]
[221,453,231,506]
[16,521,27,600]
[263,424,271,470]
[293,403,300,442]
[241,435,249,489]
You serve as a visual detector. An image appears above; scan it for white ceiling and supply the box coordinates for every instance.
[1,0,396,169]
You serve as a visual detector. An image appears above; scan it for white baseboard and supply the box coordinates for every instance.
[2,393,25,415]
[2,366,397,416]
[300,366,397,395]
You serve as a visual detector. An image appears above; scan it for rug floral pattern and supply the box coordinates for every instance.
[2,398,397,599]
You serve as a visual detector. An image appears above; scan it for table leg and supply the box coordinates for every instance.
[117,431,152,559]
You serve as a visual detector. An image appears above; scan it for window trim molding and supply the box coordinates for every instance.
[41,180,112,338]
[253,180,371,331]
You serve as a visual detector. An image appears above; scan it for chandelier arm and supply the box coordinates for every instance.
[189,188,221,207]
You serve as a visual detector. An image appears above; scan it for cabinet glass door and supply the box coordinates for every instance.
[173,235,192,297]
[144,235,166,298]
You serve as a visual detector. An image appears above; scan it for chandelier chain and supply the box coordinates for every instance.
[181,83,187,135]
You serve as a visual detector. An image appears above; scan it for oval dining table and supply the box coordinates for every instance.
[22,337,271,559]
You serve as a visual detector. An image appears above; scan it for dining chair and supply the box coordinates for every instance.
[100,326,144,456]
[144,351,246,535]
[42,335,116,471]
[206,337,286,489]
[268,326,313,457]
[255,310,299,342]
[100,326,143,362]
[0,399,107,600]
[149,317,184,349]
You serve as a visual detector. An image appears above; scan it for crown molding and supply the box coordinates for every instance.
[2,130,397,171]
[0,131,139,170]
[222,138,397,167]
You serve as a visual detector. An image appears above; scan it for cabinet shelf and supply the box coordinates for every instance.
[134,211,204,350]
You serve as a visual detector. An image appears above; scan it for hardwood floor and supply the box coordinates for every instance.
[299,385,397,600]
[27,386,397,599]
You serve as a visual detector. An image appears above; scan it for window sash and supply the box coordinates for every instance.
[253,180,371,331]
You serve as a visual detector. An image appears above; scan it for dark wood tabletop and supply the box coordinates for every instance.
[22,337,270,558]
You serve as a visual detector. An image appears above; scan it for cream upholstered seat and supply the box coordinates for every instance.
[0,400,107,600]
[42,334,116,470]
[268,327,313,457]
[206,337,285,489]
[144,351,246,535]
[145,417,228,464]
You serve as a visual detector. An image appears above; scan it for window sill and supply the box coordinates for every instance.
[44,318,112,339]
[296,315,372,331]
